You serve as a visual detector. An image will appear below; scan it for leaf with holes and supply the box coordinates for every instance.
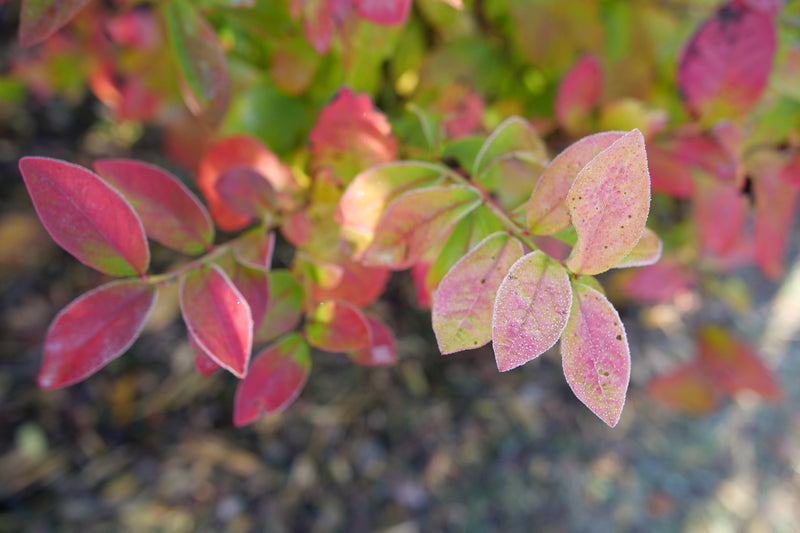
[565,129,650,275]
[38,280,157,389]
[348,315,398,367]
[305,300,371,352]
[180,265,252,378]
[613,228,662,269]
[362,185,482,270]
[234,333,311,426]
[433,232,524,354]
[19,157,150,277]
[94,159,214,255]
[561,282,630,427]
[19,0,92,48]
[492,251,572,372]
[527,131,624,235]
[555,54,603,134]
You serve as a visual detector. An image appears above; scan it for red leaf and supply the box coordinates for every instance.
[19,157,150,277]
[309,88,398,184]
[356,0,412,25]
[697,325,781,401]
[310,258,390,308]
[693,178,749,258]
[293,0,351,54]
[672,132,739,183]
[215,166,278,221]
[180,265,253,378]
[348,315,398,367]
[646,361,719,415]
[234,333,311,426]
[304,300,370,352]
[191,334,220,376]
[227,264,270,334]
[196,135,296,232]
[646,145,695,199]
[678,2,776,121]
[555,54,603,134]
[105,9,162,51]
[38,280,157,389]
[19,0,92,48]
[94,159,214,255]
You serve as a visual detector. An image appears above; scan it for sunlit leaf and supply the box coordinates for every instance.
[565,129,650,275]
[646,362,719,415]
[304,300,370,352]
[310,258,390,308]
[473,116,547,177]
[38,280,157,389]
[492,251,572,372]
[19,0,92,48]
[348,315,398,367]
[362,185,482,270]
[19,157,149,277]
[613,227,662,269]
[433,232,524,354]
[555,54,603,134]
[561,282,630,427]
[677,2,776,123]
[93,159,214,255]
[527,131,624,235]
[255,270,304,345]
[180,265,252,378]
[214,166,278,221]
[234,333,311,426]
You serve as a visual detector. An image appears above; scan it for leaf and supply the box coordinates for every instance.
[473,116,547,177]
[304,300,370,352]
[180,265,253,378]
[309,258,390,308]
[555,54,603,134]
[233,333,311,426]
[433,232,524,354]
[38,280,157,389]
[348,315,398,367]
[19,0,92,48]
[613,227,662,269]
[362,185,482,270]
[527,131,625,234]
[697,325,781,401]
[677,2,776,123]
[255,270,304,345]
[197,135,297,232]
[309,87,398,184]
[227,264,270,333]
[565,129,651,275]
[234,230,276,272]
[561,282,630,427]
[194,350,221,376]
[646,362,719,415]
[164,0,231,126]
[492,251,572,372]
[356,0,412,25]
[214,166,278,221]
[619,258,696,303]
[93,159,214,255]
[645,144,695,199]
[693,178,749,258]
[19,157,150,277]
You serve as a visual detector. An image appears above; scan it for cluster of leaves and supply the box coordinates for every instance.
[7,0,800,425]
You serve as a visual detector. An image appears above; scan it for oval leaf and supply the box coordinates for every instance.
[38,280,157,389]
[473,116,548,177]
[234,230,276,272]
[19,157,149,276]
[362,185,483,270]
[565,129,651,275]
[561,283,630,427]
[304,300,370,352]
[180,265,253,378]
[555,54,603,134]
[94,159,214,255]
[433,232,524,354]
[492,251,572,372]
[255,270,303,345]
[234,333,311,426]
[527,131,625,234]
[613,227,662,269]
[215,166,278,221]
[356,0,412,25]
[348,315,398,367]
[19,0,92,48]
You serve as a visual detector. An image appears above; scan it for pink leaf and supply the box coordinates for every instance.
[93,159,214,255]
[234,230,276,272]
[527,131,624,234]
[693,178,749,258]
[646,144,695,199]
[19,157,149,276]
[180,265,253,378]
[561,282,630,427]
[255,270,304,345]
[362,185,483,270]
[214,166,278,221]
[227,264,270,333]
[620,259,697,303]
[19,0,92,48]
[356,0,412,25]
[555,54,603,134]
[565,129,651,275]
[433,232,524,354]
[304,300,370,352]
[234,333,311,426]
[190,333,220,376]
[348,315,398,367]
[613,228,662,269]
[309,88,398,183]
[492,251,572,372]
[677,2,776,121]
[38,280,157,389]
[735,0,782,15]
